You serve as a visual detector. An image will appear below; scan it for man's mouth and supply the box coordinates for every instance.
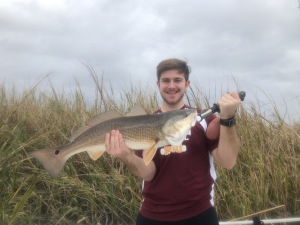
[166,90,178,95]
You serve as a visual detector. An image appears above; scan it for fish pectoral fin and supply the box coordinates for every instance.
[143,143,158,166]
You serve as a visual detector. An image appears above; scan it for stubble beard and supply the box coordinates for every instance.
[161,91,185,107]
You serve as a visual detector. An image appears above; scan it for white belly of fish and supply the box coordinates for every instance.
[163,124,193,146]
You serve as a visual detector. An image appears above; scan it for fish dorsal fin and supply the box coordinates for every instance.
[143,142,158,165]
[70,109,123,142]
[125,104,148,117]
[85,109,124,126]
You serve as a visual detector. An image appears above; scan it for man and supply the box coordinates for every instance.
[105,58,241,225]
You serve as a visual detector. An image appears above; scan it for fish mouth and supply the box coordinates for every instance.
[193,112,197,125]
[189,110,197,123]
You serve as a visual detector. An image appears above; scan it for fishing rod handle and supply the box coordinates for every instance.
[239,91,246,101]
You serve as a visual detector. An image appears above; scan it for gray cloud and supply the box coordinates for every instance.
[0,0,299,121]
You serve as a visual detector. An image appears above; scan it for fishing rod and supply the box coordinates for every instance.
[199,91,246,120]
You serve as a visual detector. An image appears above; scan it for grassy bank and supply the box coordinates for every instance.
[0,77,299,225]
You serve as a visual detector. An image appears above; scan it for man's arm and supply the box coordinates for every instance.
[211,92,241,169]
[105,130,156,181]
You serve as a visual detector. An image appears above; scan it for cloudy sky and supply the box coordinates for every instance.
[0,0,299,122]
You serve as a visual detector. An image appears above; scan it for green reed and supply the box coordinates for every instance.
[0,75,299,225]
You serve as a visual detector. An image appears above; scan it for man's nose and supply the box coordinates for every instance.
[168,80,175,88]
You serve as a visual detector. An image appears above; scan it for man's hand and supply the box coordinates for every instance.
[105,130,131,159]
[104,129,156,181]
[217,92,241,119]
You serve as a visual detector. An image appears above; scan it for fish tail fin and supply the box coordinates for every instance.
[29,147,67,178]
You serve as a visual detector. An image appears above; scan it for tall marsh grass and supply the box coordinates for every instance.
[0,74,299,225]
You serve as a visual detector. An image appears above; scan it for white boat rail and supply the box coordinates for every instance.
[220,217,300,225]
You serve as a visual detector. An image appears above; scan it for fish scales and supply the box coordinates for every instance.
[70,114,165,147]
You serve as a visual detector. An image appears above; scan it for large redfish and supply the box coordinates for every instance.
[29,106,197,178]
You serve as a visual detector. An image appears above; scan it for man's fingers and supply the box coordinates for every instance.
[105,133,111,151]
[105,130,122,151]
[112,130,119,150]
[218,92,242,119]
[104,130,130,159]
[219,92,240,104]
[118,132,124,146]
[231,92,240,100]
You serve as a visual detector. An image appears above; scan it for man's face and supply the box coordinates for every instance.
[157,69,190,107]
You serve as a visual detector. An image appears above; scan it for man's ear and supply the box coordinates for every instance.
[185,80,190,89]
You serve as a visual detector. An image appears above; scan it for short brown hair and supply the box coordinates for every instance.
[156,58,191,81]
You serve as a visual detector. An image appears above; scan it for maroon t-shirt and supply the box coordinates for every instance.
[136,105,219,221]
